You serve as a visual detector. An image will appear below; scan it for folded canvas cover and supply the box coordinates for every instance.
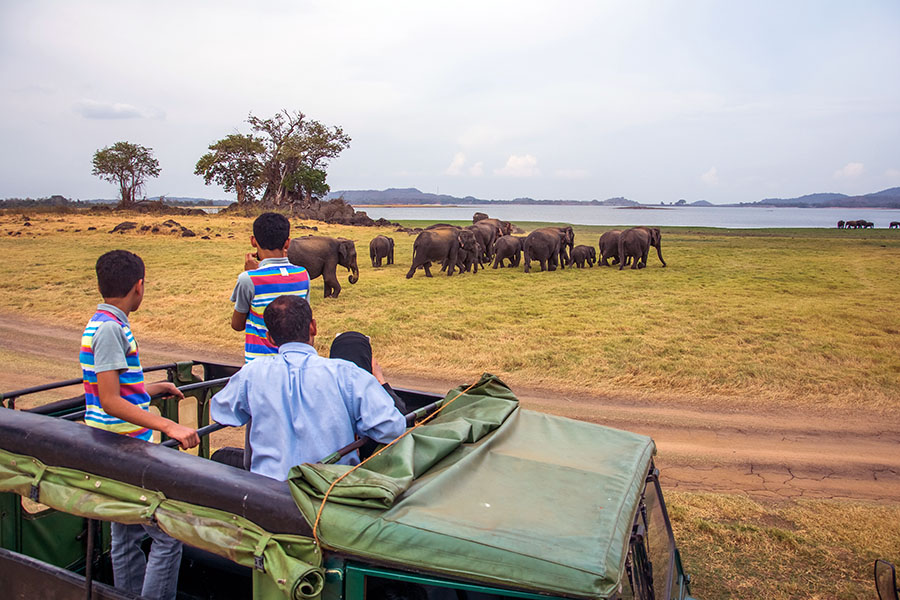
[290,374,656,599]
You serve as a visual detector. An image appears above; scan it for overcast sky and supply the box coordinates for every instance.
[1,1,898,204]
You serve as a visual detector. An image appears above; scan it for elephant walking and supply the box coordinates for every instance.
[455,239,484,274]
[890,222,900,229]
[369,235,394,267]
[598,230,622,266]
[473,216,515,236]
[837,220,845,229]
[467,222,502,263]
[406,228,477,278]
[568,245,596,268]
[523,228,563,273]
[492,236,523,268]
[288,236,359,298]
[618,227,666,270]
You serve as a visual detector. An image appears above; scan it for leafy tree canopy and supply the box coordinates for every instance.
[91,141,160,206]
[194,134,265,204]
[247,110,351,207]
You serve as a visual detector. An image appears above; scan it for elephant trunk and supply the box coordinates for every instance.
[348,263,359,284]
[655,240,666,267]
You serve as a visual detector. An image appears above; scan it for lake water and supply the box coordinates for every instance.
[353,204,900,229]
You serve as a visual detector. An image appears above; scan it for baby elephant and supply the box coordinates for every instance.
[568,245,596,268]
[369,235,394,267]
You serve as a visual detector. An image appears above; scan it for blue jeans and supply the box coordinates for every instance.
[110,521,182,600]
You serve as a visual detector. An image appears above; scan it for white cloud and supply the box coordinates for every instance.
[554,168,589,179]
[833,162,864,179]
[445,152,466,175]
[73,99,161,120]
[495,154,539,177]
[700,166,719,186]
[469,161,484,176]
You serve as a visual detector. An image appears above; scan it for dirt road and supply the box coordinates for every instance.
[2,313,897,504]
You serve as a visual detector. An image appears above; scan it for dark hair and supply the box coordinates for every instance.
[263,295,312,346]
[95,250,145,298]
[253,212,291,250]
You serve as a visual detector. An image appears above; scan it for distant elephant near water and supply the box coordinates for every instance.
[890,222,900,229]
[618,227,666,270]
[837,220,845,229]
[288,236,359,298]
[369,235,394,267]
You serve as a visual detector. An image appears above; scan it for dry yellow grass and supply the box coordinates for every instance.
[668,491,900,599]
[0,210,898,412]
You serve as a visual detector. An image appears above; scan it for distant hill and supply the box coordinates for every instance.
[745,187,900,209]
[327,188,638,206]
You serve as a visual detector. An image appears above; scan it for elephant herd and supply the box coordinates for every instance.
[838,220,885,229]
[281,218,666,297]
[404,220,665,277]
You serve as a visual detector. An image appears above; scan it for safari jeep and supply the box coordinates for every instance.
[0,360,694,600]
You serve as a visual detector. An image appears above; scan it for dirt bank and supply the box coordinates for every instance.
[2,312,896,504]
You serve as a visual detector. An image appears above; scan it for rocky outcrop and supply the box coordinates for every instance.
[110,220,197,237]
[221,198,399,228]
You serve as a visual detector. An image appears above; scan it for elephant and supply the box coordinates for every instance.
[523,228,563,273]
[455,239,484,274]
[837,220,845,229]
[526,226,574,269]
[424,223,459,230]
[467,222,502,262]
[369,235,394,267]
[287,236,359,298]
[890,222,900,229]
[492,235,524,268]
[865,221,875,228]
[598,230,623,266]
[474,216,515,236]
[406,227,478,278]
[568,245,596,268]
[618,227,666,270]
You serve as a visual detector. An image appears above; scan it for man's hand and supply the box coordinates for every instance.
[371,357,387,385]
[146,381,184,399]
[164,421,200,449]
[244,252,260,271]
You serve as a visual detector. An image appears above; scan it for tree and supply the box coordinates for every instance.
[194,134,265,204]
[248,110,351,208]
[91,141,160,206]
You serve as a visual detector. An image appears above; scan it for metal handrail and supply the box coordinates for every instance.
[59,377,234,424]
[0,363,179,408]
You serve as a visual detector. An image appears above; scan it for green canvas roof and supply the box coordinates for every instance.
[289,374,656,599]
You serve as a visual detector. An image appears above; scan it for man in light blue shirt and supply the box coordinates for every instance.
[210,295,406,481]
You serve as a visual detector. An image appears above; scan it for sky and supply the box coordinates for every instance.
[1,1,898,204]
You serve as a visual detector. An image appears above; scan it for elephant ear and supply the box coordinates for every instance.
[338,241,351,262]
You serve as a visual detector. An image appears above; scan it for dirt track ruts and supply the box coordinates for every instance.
[1,312,897,504]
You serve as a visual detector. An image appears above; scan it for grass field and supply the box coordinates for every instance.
[2,209,900,598]
[1,210,898,412]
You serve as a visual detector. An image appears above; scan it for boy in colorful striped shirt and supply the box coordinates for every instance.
[80,249,199,600]
[230,212,310,362]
